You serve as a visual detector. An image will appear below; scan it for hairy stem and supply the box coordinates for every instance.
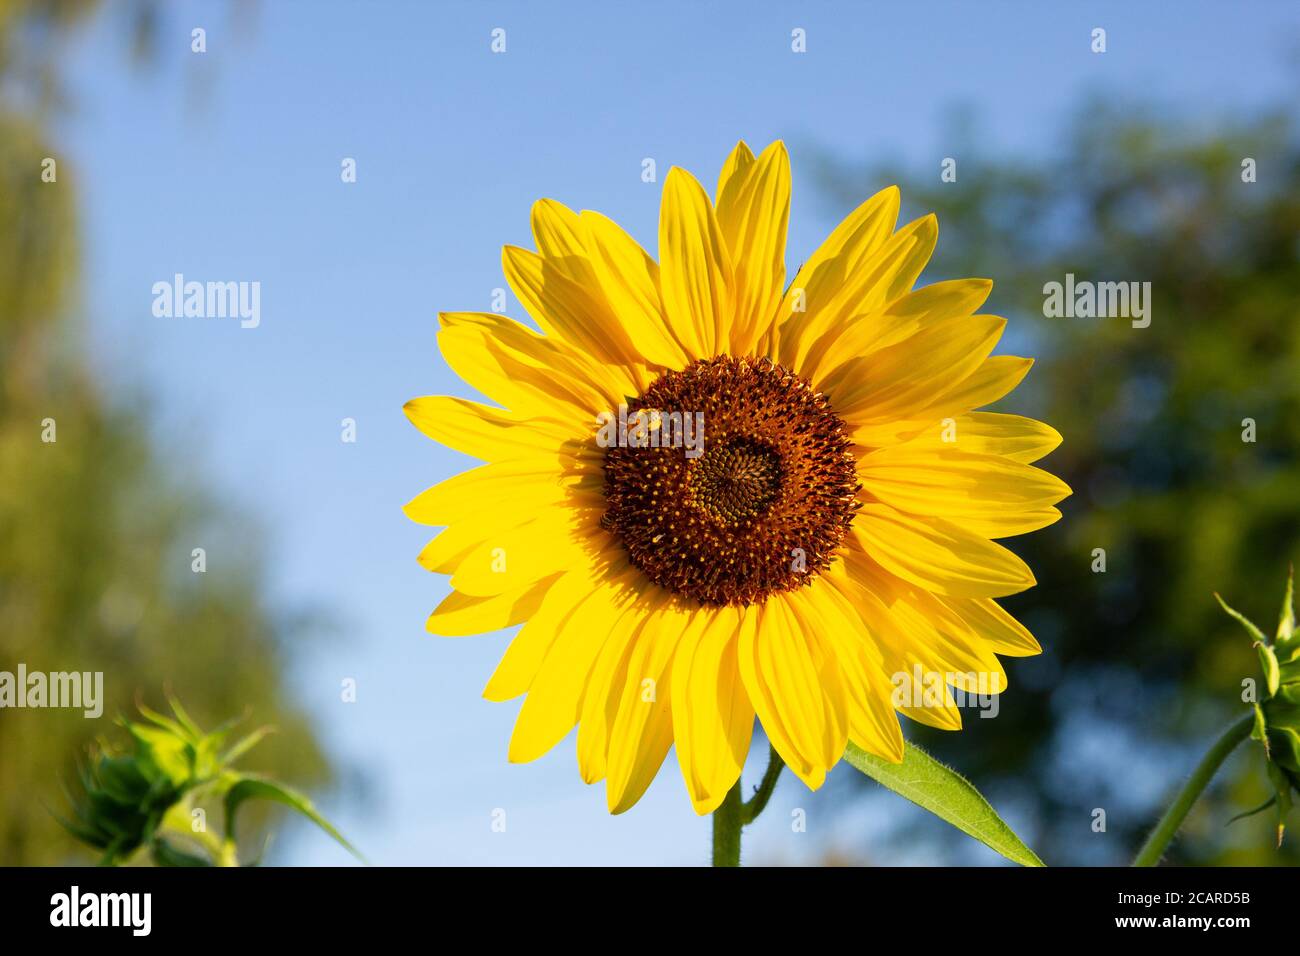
[711,781,743,867]
[1133,713,1254,867]
[742,745,785,824]
[712,744,785,866]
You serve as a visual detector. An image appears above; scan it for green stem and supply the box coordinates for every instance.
[712,744,784,866]
[184,825,239,866]
[712,781,742,867]
[215,837,240,867]
[1133,713,1254,867]
[742,745,785,824]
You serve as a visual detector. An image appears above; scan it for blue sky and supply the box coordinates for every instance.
[54,1,1300,864]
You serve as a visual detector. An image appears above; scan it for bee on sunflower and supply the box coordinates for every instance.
[404,141,1069,828]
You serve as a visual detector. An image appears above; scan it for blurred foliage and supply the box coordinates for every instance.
[0,0,150,111]
[0,0,329,865]
[811,96,1300,865]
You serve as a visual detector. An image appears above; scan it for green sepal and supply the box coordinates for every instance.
[1217,593,1270,646]
[220,726,273,766]
[1252,702,1270,751]
[165,695,206,742]
[1278,566,1296,643]
[1266,761,1293,848]
[1258,643,1282,697]
[1265,716,1300,774]
[135,702,197,744]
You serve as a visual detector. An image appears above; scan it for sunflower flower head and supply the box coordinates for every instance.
[405,141,1070,814]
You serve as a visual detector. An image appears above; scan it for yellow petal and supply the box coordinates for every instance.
[870,579,1009,692]
[715,141,789,355]
[450,514,594,596]
[579,210,690,370]
[659,166,733,359]
[830,315,1005,422]
[508,572,641,763]
[803,278,993,388]
[416,528,479,575]
[848,355,1036,449]
[857,445,1071,539]
[605,604,686,813]
[502,244,640,373]
[715,140,755,199]
[425,578,556,637]
[402,460,594,527]
[483,563,618,702]
[936,355,1033,411]
[575,603,649,783]
[778,185,900,335]
[793,586,903,762]
[418,515,531,575]
[438,311,623,417]
[671,605,756,814]
[737,597,844,787]
[943,597,1042,657]
[529,198,595,283]
[781,206,932,371]
[403,395,581,462]
[414,468,603,574]
[853,502,1036,598]
[829,569,965,731]
[895,412,1062,464]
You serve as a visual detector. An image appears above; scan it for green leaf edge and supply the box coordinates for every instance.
[224,775,366,865]
[843,740,1045,867]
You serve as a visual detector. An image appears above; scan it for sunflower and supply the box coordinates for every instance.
[404,141,1070,815]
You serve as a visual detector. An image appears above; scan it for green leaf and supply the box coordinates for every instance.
[1225,795,1276,827]
[223,775,364,863]
[843,740,1044,867]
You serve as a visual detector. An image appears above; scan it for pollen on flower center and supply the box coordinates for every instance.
[600,356,860,606]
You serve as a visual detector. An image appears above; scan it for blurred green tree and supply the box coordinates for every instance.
[810,97,1300,865]
[0,0,330,865]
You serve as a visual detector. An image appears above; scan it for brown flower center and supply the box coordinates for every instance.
[600,356,860,606]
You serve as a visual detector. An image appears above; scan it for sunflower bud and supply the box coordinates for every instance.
[60,710,194,864]
[1218,567,1300,845]
[58,696,358,866]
